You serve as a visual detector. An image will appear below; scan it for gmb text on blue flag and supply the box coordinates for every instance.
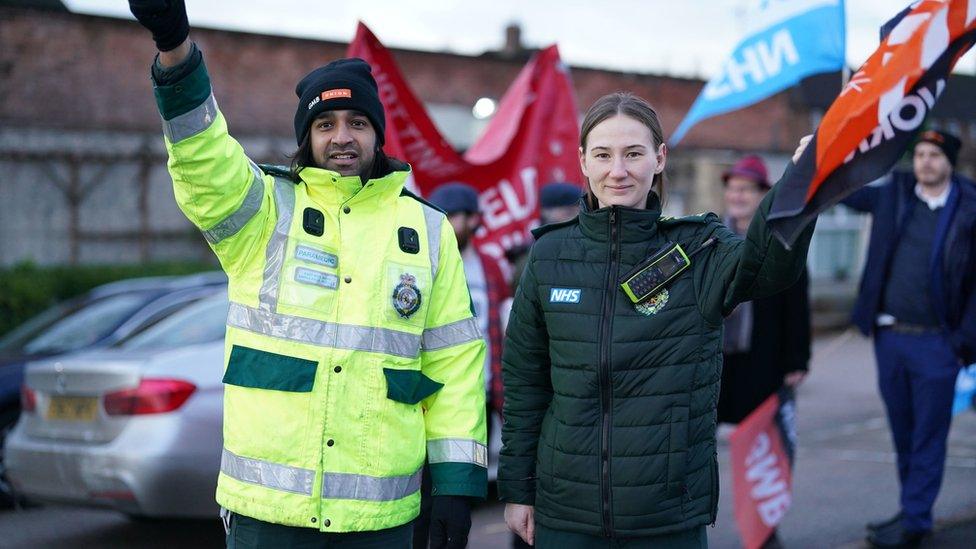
[671,0,846,145]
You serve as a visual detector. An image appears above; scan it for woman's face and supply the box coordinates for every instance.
[579,114,666,210]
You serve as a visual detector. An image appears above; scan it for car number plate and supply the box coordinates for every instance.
[47,396,98,421]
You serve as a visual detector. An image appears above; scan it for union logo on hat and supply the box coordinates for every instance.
[321,88,353,101]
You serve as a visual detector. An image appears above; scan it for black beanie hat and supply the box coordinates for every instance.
[916,129,961,166]
[294,58,385,146]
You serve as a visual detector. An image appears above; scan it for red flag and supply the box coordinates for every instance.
[347,23,584,263]
[767,0,976,246]
[730,390,797,549]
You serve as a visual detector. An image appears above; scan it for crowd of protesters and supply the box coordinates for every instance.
[124,2,974,548]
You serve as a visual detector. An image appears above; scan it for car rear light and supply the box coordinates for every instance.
[103,379,196,416]
[21,385,37,413]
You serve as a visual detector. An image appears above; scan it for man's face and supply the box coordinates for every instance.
[309,110,377,178]
[913,142,953,187]
[447,212,480,251]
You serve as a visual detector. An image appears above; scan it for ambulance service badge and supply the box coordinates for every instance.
[392,273,422,318]
[635,289,669,316]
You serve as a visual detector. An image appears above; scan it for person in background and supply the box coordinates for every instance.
[503,182,583,331]
[540,182,585,226]
[412,183,510,548]
[428,183,510,424]
[718,154,811,549]
[842,130,976,549]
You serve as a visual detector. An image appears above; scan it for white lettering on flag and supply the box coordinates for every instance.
[887,13,931,46]
[480,167,538,231]
[745,432,791,527]
[705,30,800,100]
[921,7,951,69]
[849,78,946,163]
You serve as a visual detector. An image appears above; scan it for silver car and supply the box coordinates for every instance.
[4,291,228,519]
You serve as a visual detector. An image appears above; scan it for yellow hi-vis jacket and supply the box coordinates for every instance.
[153,55,487,532]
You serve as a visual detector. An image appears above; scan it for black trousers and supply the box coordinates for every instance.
[227,513,412,549]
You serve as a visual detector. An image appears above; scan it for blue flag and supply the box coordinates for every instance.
[671,0,846,145]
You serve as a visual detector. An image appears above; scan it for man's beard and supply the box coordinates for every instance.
[320,144,375,179]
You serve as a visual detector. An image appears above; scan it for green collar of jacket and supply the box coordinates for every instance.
[577,192,662,243]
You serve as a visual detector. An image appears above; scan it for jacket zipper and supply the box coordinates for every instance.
[598,208,620,537]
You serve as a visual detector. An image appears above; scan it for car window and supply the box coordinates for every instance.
[21,292,156,355]
[0,299,80,354]
[120,294,228,350]
[113,295,209,341]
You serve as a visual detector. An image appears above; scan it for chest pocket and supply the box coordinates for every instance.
[383,261,432,328]
[381,205,442,330]
[278,238,341,317]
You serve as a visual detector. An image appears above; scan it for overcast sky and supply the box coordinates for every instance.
[65,0,976,78]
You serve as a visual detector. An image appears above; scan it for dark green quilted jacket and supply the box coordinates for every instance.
[498,181,815,538]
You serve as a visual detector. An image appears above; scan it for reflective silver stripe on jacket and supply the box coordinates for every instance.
[257,177,296,312]
[421,317,482,352]
[220,448,315,496]
[420,204,443,280]
[321,467,422,501]
[427,438,488,467]
[227,302,422,359]
[163,92,219,143]
[202,164,265,245]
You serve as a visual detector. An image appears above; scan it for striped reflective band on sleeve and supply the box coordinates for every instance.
[220,448,315,496]
[427,438,488,467]
[227,302,422,359]
[421,317,482,352]
[162,92,219,143]
[202,163,265,245]
[258,177,296,312]
[420,203,443,280]
[321,467,422,501]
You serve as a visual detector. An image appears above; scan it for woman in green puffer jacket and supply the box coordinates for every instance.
[498,92,814,548]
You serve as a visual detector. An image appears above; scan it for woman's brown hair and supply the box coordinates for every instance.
[579,92,667,209]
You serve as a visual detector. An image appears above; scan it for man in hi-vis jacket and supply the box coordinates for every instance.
[129,1,487,547]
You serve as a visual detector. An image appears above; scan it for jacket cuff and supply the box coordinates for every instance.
[151,42,201,84]
[152,48,211,121]
[496,478,536,505]
[430,462,487,500]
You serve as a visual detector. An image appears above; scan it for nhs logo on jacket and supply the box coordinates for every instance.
[549,288,581,304]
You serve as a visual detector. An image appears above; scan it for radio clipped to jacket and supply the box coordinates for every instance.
[619,242,691,303]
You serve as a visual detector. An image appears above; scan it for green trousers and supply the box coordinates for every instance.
[535,523,707,549]
[226,513,412,549]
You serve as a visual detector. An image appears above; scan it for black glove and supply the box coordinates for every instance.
[428,496,472,549]
[128,0,189,52]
